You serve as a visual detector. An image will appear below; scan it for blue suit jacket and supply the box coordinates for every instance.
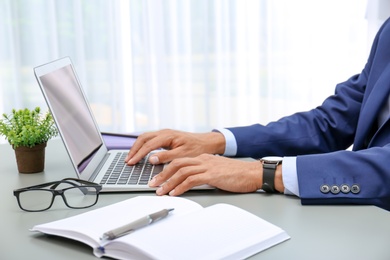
[227,18,390,210]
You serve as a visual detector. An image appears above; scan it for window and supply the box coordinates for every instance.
[0,0,379,144]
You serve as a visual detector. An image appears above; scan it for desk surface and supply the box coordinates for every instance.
[1,139,389,260]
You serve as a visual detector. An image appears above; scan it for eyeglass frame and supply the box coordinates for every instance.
[13,178,102,212]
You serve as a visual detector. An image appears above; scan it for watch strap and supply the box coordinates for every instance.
[261,163,277,193]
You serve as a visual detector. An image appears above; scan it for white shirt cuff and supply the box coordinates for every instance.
[282,156,300,196]
[214,128,237,156]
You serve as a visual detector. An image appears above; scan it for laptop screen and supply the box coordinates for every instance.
[38,64,103,169]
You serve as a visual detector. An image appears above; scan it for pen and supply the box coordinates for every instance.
[101,208,174,240]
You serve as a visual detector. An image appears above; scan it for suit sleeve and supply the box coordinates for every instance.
[226,19,390,210]
[296,19,390,210]
[297,145,390,210]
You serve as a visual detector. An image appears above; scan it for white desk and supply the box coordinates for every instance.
[1,139,389,259]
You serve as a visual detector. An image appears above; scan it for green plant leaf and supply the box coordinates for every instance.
[0,107,58,148]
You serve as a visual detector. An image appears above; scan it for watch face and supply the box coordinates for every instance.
[261,156,283,163]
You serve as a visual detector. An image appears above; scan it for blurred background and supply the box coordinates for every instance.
[1,0,390,144]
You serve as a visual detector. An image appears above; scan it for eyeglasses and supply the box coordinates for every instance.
[13,178,102,212]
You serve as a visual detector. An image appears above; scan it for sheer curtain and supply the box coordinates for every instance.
[0,0,386,144]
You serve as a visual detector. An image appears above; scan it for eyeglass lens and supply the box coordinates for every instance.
[17,184,98,211]
[18,190,54,211]
[63,186,98,208]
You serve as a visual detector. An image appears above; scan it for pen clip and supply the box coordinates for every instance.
[149,208,174,223]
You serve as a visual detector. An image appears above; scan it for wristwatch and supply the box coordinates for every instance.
[260,156,283,193]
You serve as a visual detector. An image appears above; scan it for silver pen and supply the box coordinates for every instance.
[101,208,174,240]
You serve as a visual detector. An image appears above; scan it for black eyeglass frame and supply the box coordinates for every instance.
[13,178,102,212]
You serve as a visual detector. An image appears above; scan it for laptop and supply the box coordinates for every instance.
[34,57,212,192]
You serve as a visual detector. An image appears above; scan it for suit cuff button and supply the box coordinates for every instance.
[340,184,350,194]
[330,185,341,194]
[320,184,330,194]
[351,184,361,194]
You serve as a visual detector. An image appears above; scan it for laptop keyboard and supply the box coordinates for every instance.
[100,152,162,185]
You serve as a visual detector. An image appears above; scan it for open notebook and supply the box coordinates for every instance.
[31,196,290,259]
[34,57,212,192]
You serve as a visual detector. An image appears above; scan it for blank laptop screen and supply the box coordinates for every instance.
[39,64,102,169]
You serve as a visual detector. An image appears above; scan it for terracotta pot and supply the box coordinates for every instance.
[13,142,47,173]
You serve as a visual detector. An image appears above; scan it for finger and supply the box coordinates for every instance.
[125,133,154,162]
[126,145,157,165]
[148,164,179,188]
[155,160,206,195]
[148,146,189,165]
[149,157,198,187]
[168,174,207,196]
[126,133,168,165]
[155,170,206,196]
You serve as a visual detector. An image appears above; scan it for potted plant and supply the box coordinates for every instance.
[0,107,58,173]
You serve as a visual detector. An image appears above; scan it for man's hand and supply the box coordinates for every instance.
[148,154,264,196]
[125,129,226,165]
